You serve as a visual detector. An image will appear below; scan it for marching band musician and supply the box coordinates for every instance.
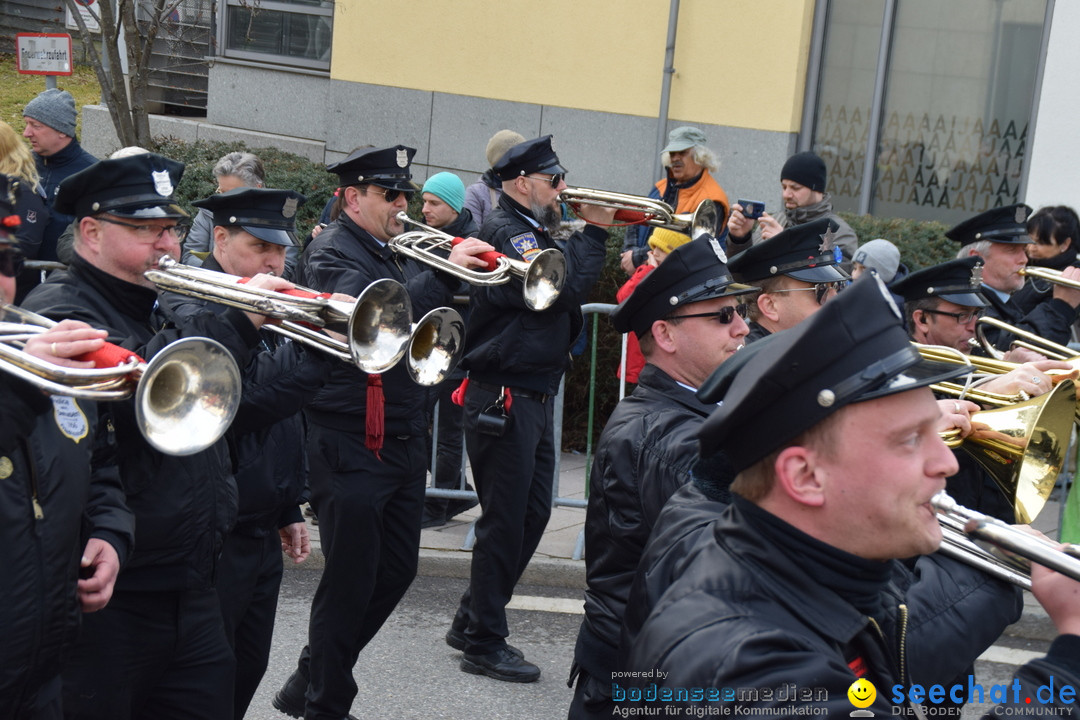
[622,275,1078,717]
[569,236,755,718]
[445,136,615,684]
[952,203,1080,354]
[0,174,133,719]
[727,217,849,344]
[273,146,493,720]
[22,153,287,719]
[162,187,337,720]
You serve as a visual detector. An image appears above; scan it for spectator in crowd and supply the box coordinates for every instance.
[0,121,50,302]
[464,130,526,227]
[620,126,729,274]
[727,150,857,262]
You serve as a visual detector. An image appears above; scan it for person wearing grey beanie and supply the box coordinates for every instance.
[22,88,98,270]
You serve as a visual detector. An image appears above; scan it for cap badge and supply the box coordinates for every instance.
[970,264,984,287]
[708,236,728,264]
[817,389,836,407]
[151,170,173,197]
[1015,206,1027,223]
[818,226,838,254]
[282,197,298,219]
[396,149,409,168]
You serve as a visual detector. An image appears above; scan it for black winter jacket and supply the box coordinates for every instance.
[33,140,97,262]
[163,254,336,535]
[576,364,720,678]
[0,376,133,711]
[623,498,1060,717]
[297,212,459,436]
[463,193,607,395]
[978,283,1077,353]
[23,255,260,592]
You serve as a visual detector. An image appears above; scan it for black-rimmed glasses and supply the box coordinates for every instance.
[666,304,749,325]
[525,173,565,190]
[0,246,24,278]
[96,217,190,243]
[922,308,983,324]
[771,280,847,305]
[368,186,415,204]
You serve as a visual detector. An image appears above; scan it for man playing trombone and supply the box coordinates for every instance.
[22,153,289,719]
[0,174,134,719]
[273,145,494,720]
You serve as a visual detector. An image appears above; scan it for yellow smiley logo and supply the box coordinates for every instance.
[848,678,876,708]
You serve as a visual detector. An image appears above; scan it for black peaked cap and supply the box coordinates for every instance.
[890,257,989,308]
[328,145,416,191]
[55,153,186,219]
[945,203,1033,246]
[192,188,307,247]
[492,136,567,181]
[728,217,849,283]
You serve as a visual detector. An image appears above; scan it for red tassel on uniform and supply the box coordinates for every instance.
[365,373,385,460]
[451,378,469,406]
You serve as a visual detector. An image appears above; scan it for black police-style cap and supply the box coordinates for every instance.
[492,135,567,181]
[54,153,187,220]
[192,188,307,247]
[611,236,757,337]
[0,174,19,244]
[890,257,989,309]
[328,145,416,191]
[696,274,968,472]
[945,203,1033,246]
[727,217,849,284]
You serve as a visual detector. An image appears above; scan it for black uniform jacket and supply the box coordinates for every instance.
[577,364,717,676]
[623,497,1064,717]
[23,254,260,592]
[163,254,336,535]
[0,377,133,704]
[297,212,459,437]
[462,193,608,396]
[978,283,1076,353]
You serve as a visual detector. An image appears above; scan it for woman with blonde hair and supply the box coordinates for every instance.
[0,121,49,301]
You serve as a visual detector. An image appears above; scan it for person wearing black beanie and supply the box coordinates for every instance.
[726,149,858,264]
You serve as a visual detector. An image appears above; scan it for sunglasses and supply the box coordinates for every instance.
[667,303,749,325]
[922,308,983,324]
[0,246,24,278]
[771,280,848,305]
[368,186,415,204]
[525,173,565,190]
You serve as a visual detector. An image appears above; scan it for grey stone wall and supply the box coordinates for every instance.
[82,61,797,212]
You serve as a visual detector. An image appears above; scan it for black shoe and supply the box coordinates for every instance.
[445,496,479,519]
[271,671,306,719]
[421,509,447,529]
[445,628,524,658]
[461,647,541,683]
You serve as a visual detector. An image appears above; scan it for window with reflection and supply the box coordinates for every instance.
[220,0,332,71]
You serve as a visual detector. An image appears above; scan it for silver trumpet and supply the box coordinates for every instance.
[390,212,565,312]
[0,303,241,456]
[145,256,464,386]
[932,490,1080,590]
[559,187,719,240]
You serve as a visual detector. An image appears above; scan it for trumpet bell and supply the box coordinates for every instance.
[522,249,566,312]
[406,307,466,386]
[135,337,242,456]
[347,279,413,373]
[957,378,1075,524]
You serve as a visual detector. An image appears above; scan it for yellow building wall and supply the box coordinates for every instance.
[330,0,815,133]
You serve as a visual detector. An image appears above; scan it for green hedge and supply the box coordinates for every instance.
[150,138,340,240]
[839,212,955,270]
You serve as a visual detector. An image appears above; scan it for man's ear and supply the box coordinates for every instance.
[758,292,781,323]
[911,308,929,334]
[773,445,826,508]
[77,217,103,255]
[650,319,678,354]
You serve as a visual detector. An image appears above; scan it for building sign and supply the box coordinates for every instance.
[66,0,101,34]
[15,34,73,76]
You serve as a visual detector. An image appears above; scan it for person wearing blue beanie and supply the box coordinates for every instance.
[421,172,477,238]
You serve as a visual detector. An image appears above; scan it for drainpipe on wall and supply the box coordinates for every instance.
[653,0,680,183]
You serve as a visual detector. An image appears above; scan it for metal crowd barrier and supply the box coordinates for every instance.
[425,302,624,559]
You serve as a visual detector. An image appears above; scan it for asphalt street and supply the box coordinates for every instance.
[240,564,1055,720]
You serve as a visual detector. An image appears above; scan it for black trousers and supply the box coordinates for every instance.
[60,588,234,720]
[452,384,555,654]
[217,531,284,720]
[293,426,426,720]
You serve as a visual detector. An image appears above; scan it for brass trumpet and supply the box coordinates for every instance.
[558,187,719,241]
[973,315,1076,361]
[933,490,1080,589]
[934,376,1075,524]
[390,212,565,311]
[0,303,241,456]
[145,257,464,386]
